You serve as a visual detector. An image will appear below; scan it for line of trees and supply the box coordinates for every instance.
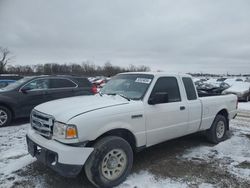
[0,46,150,76]
[189,72,250,77]
[3,46,248,77]
[0,46,151,76]
[4,62,151,77]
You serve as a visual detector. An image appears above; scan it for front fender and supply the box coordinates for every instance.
[68,111,146,147]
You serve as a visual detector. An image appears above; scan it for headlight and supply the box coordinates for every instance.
[53,121,78,139]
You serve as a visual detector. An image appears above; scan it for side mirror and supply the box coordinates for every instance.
[148,92,169,105]
[20,87,31,93]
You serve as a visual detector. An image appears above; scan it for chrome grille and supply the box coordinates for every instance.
[31,110,54,139]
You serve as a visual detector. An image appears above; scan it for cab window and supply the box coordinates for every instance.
[22,79,49,91]
[182,77,197,100]
[150,77,181,103]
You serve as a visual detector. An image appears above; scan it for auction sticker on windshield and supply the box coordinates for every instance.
[135,78,152,84]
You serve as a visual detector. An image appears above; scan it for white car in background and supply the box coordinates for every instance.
[223,82,250,102]
[245,78,250,83]
[224,78,243,86]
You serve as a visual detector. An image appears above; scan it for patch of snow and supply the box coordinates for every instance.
[181,119,250,180]
[199,183,215,188]
[0,124,35,187]
[192,78,200,82]
[1,155,35,175]
[118,171,214,188]
[204,79,220,87]
[238,102,250,110]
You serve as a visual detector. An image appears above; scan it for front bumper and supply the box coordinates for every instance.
[26,129,94,177]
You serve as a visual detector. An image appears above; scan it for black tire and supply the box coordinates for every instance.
[206,115,228,144]
[84,136,133,188]
[0,105,12,127]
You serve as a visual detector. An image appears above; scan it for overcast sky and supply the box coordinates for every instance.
[1,0,250,74]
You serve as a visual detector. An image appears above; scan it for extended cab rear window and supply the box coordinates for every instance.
[182,77,197,100]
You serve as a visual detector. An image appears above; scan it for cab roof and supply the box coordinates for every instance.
[119,72,192,78]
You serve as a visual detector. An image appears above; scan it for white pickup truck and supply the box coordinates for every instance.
[27,72,237,187]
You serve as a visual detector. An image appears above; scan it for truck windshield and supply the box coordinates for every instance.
[101,74,154,100]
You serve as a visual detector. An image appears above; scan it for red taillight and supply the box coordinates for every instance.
[91,85,98,94]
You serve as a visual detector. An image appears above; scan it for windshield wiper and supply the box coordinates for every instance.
[106,93,130,101]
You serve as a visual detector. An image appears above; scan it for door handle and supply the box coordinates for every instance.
[180,106,186,110]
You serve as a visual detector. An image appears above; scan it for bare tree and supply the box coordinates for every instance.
[0,47,14,73]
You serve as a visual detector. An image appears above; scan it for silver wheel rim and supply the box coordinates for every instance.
[216,121,225,139]
[101,149,127,181]
[0,110,8,126]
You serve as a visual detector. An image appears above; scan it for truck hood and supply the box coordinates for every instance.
[34,95,129,122]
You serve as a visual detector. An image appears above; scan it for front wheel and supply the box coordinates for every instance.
[206,115,228,144]
[84,136,133,188]
[0,106,12,127]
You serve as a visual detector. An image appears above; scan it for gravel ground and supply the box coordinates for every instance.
[0,109,250,188]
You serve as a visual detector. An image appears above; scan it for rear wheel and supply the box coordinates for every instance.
[0,106,12,127]
[206,115,228,144]
[84,136,133,188]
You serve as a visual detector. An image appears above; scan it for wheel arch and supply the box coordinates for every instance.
[87,128,137,152]
[0,102,15,118]
[216,108,229,130]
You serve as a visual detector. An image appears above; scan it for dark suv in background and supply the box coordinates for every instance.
[0,75,97,127]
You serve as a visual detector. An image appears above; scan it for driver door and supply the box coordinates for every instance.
[145,77,189,146]
[18,78,49,116]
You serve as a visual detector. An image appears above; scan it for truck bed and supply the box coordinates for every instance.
[199,94,237,131]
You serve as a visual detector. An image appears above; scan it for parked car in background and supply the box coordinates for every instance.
[0,75,96,127]
[0,79,16,88]
[0,74,23,81]
[93,78,106,87]
[196,81,230,97]
[89,76,111,90]
[224,78,243,86]
[222,82,250,102]
[245,78,250,83]
[216,77,227,82]
[205,78,218,85]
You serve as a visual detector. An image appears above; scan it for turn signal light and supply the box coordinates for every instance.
[66,126,78,139]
